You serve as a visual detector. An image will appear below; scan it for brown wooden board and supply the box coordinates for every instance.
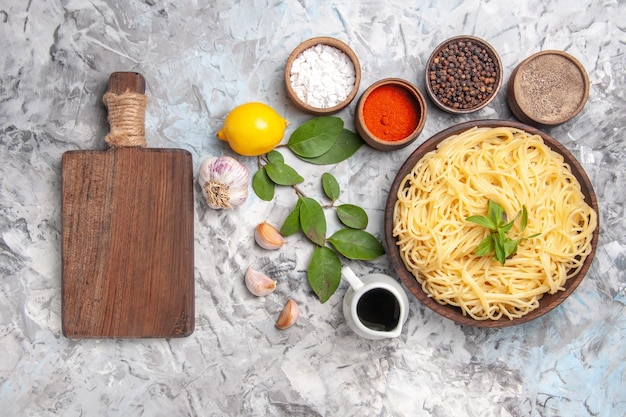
[61,73,194,338]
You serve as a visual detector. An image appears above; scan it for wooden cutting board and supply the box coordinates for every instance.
[62,72,194,338]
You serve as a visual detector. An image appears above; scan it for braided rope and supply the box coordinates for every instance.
[102,91,148,147]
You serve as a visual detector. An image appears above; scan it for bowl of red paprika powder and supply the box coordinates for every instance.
[425,35,502,114]
[355,78,428,151]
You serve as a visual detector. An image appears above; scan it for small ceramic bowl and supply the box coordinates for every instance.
[425,35,503,114]
[285,37,361,115]
[354,78,427,151]
[507,50,589,126]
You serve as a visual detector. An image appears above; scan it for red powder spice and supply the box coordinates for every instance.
[362,84,420,141]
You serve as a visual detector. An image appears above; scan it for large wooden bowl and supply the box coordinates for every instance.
[384,120,599,328]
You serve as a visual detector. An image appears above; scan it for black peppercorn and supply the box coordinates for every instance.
[427,37,500,112]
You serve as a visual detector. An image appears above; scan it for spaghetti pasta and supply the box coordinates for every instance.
[392,126,597,320]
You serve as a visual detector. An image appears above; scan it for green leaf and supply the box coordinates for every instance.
[501,207,524,233]
[520,205,528,231]
[469,200,540,265]
[488,200,505,226]
[299,197,326,246]
[322,172,340,201]
[474,234,495,256]
[252,167,275,201]
[466,215,496,230]
[281,198,302,237]
[336,204,368,229]
[500,219,516,234]
[267,150,284,164]
[288,117,344,158]
[327,229,385,260]
[503,238,518,260]
[297,129,364,165]
[494,230,506,264]
[308,246,342,303]
[265,161,304,185]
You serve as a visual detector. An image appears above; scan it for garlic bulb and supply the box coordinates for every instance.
[255,221,286,250]
[244,265,276,297]
[276,299,299,329]
[198,156,248,209]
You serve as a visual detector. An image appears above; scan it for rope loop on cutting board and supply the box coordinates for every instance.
[102,91,148,148]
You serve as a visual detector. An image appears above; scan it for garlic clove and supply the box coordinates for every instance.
[275,298,299,330]
[254,221,286,250]
[198,156,249,209]
[244,265,276,297]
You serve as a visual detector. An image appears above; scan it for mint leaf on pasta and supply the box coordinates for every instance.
[475,234,495,256]
[467,200,539,265]
[466,214,496,230]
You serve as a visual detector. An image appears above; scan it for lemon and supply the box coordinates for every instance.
[217,102,289,156]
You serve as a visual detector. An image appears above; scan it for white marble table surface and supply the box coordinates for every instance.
[1,0,624,416]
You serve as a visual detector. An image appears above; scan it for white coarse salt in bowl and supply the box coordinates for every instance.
[285,37,361,115]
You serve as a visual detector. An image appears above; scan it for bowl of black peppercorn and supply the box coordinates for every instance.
[425,35,503,114]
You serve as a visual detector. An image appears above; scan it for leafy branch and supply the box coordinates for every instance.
[252,117,384,303]
[466,200,540,265]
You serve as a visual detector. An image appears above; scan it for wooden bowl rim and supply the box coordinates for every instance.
[285,36,361,115]
[355,78,428,151]
[424,35,503,114]
[506,50,590,126]
[383,119,599,328]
